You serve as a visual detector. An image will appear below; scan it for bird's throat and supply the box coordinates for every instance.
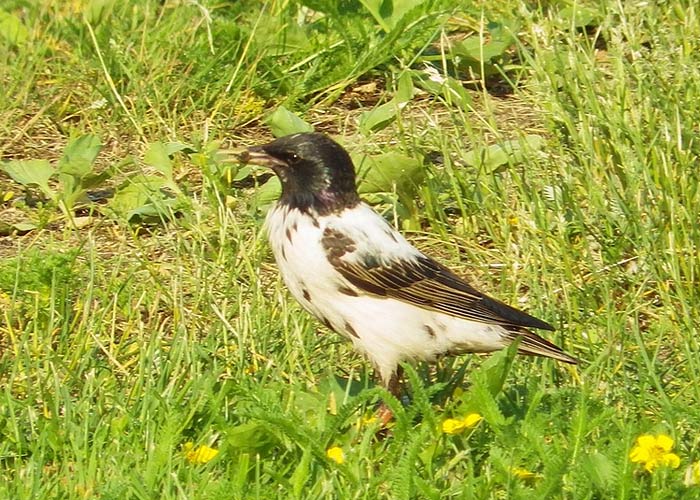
[279,185,360,216]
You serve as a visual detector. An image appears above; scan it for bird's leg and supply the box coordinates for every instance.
[376,365,404,426]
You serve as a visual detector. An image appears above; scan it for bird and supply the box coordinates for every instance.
[240,132,577,421]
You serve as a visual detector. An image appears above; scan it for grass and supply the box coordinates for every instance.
[1,0,700,498]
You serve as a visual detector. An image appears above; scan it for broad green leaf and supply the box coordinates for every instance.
[0,221,36,235]
[453,22,517,64]
[453,36,510,63]
[107,175,169,219]
[318,374,370,405]
[290,390,327,416]
[356,152,424,229]
[58,134,102,179]
[164,142,192,156]
[251,176,281,210]
[359,100,406,135]
[396,71,414,103]
[109,415,130,437]
[462,135,545,171]
[79,170,113,191]
[462,144,507,170]
[488,20,520,41]
[57,172,79,208]
[414,69,471,109]
[359,0,427,32]
[0,10,28,46]
[107,183,148,219]
[144,141,186,193]
[144,142,173,179]
[356,152,424,197]
[233,165,252,182]
[440,77,472,108]
[13,221,37,232]
[1,159,55,198]
[226,422,277,450]
[449,21,518,78]
[559,6,599,28]
[124,198,181,222]
[266,106,314,138]
[359,73,413,134]
[474,340,520,398]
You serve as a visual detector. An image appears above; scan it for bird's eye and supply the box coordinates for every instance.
[286,153,301,164]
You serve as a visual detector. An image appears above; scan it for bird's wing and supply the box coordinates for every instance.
[321,212,554,332]
[336,252,555,331]
[321,205,578,364]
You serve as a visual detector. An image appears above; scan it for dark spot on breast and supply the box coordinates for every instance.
[285,227,293,243]
[338,285,358,297]
[302,288,311,302]
[321,228,357,264]
[424,324,436,338]
[344,321,359,338]
[311,216,320,228]
[279,245,286,261]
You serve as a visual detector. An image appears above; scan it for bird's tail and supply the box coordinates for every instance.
[506,330,579,364]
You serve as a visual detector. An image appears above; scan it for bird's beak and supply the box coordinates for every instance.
[238,146,287,169]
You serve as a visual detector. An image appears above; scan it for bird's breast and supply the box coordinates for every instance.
[264,204,345,318]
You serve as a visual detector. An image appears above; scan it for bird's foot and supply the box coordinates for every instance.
[376,402,394,427]
[372,402,395,440]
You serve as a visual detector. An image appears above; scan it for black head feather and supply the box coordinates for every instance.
[244,133,360,214]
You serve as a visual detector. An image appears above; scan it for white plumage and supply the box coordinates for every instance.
[266,202,511,384]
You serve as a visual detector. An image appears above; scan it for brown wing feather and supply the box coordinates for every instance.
[321,227,578,365]
[338,255,579,365]
[335,254,555,331]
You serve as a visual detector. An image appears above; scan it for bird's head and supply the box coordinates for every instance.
[241,133,360,214]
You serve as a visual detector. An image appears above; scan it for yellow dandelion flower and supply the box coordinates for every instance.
[360,414,378,427]
[441,413,483,435]
[354,413,380,431]
[326,446,344,464]
[684,461,700,487]
[0,291,11,308]
[362,415,378,425]
[442,418,465,435]
[511,467,538,480]
[462,413,483,427]
[183,442,219,464]
[629,434,681,472]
